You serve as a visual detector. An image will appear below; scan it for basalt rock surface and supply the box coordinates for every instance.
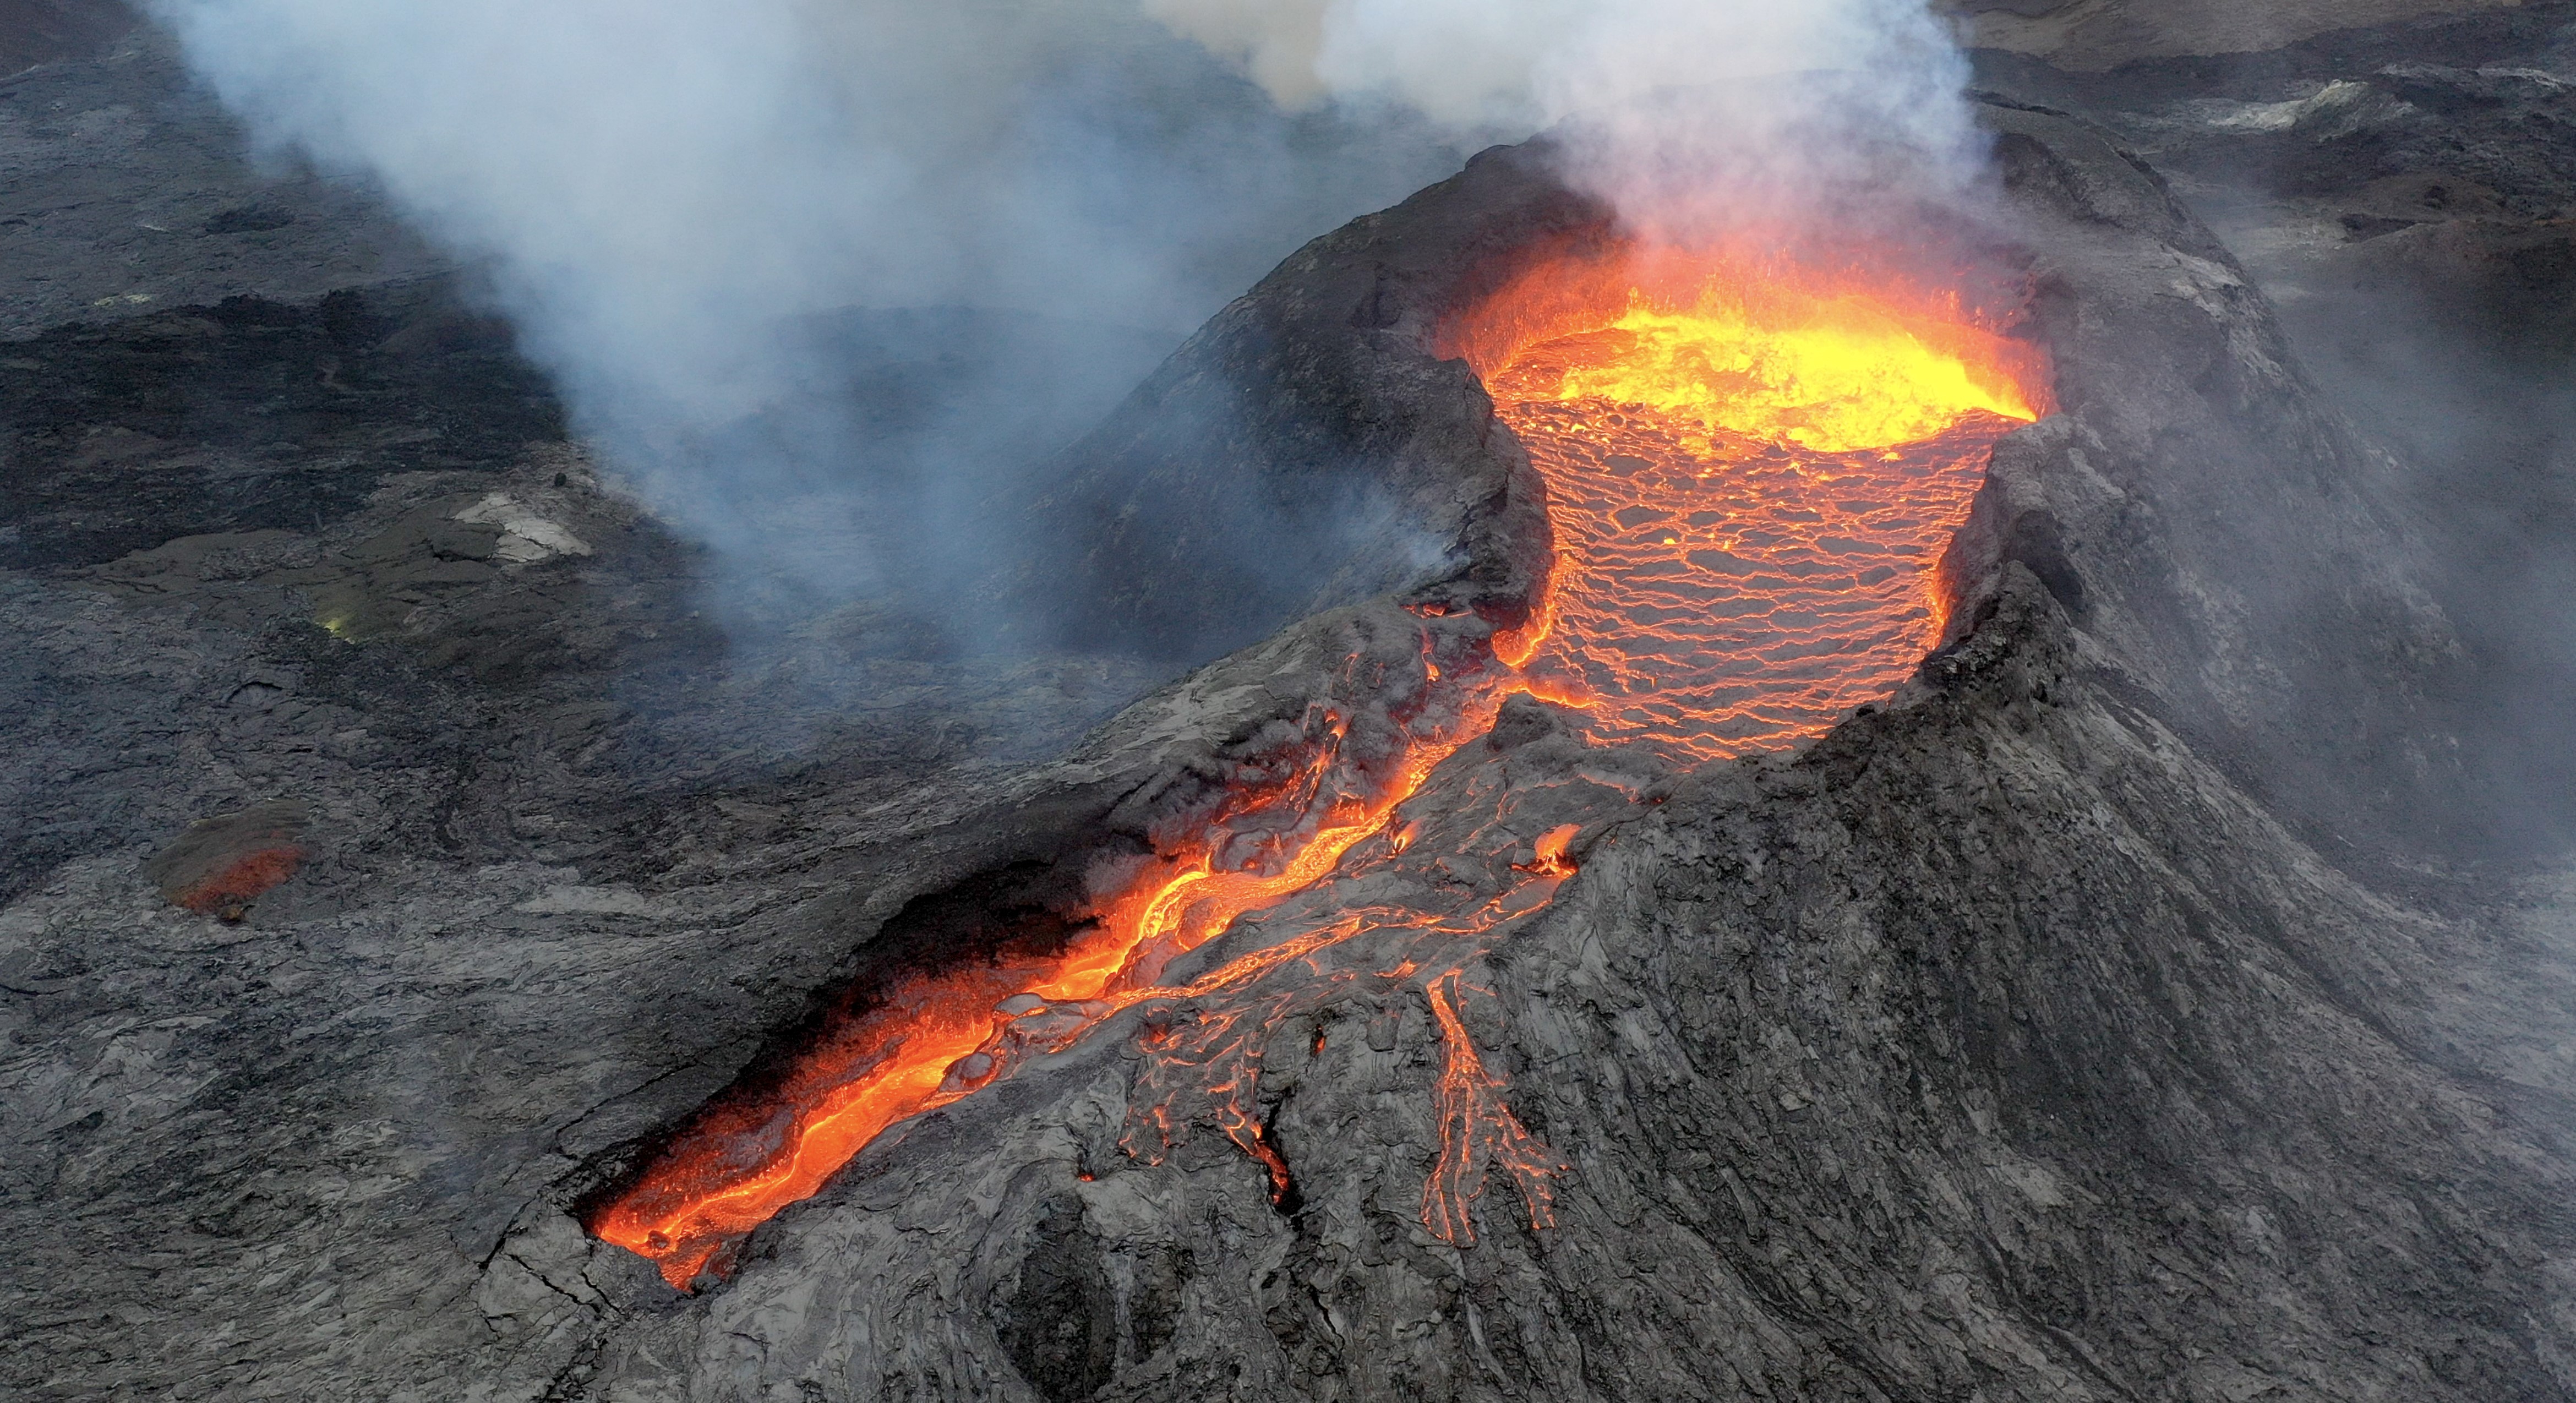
[532,100,2576,1402]
[0,0,130,77]
[1946,0,2534,73]
[1025,139,1587,664]
[13,21,2576,1403]
[1976,0,2576,845]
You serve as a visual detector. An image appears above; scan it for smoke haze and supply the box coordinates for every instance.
[1151,0,1983,231]
[140,0,1984,656]
[1150,0,1964,127]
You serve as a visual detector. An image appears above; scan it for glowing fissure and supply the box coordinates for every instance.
[1421,968,1567,1245]
[591,684,1520,1287]
[586,243,2045,1289]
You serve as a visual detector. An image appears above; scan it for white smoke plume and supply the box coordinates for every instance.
[141,0,1979,643]
[1149,0,1967,128]
[140,0,1469,618]
[1151,0,1985,236]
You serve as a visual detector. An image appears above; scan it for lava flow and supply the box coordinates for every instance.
[587,699,1511,1289]
[586,239,2048,1289]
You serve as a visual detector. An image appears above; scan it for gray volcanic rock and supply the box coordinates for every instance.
[527,100,2576,1402]
[1946,0,2528,72]
[0,20,449,338]
[1026,139,1587,664]
[1974,2,2576,847]
[13,28,2576,1403]
[0,280,565,574]
[0,0,132,78]
[1967,103,2463,849]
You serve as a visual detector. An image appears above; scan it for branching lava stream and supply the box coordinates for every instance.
[586,243,2047,1289]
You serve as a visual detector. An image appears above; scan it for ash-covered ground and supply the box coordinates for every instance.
[17,4,2576,1401]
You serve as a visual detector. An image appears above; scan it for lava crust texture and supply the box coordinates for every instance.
[552,102,2557,1399]
[12,44,2576,1403]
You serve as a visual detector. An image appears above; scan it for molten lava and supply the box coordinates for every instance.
[590,705,1508,1288]
[1547,293,2034,454]
[1420,967,1568,1245]
[586,239,2049,1288]
[1456,247,2044,760]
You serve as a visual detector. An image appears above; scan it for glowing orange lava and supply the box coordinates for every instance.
[1549,294,2034,453]
[586,239,2050,1287]
[1420,967,1568,1244]
[1451,244,2046,760]
[590,698,1508,1288]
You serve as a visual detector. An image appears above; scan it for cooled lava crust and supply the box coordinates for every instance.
[21,18,2576,1400]
[574,133,2067,1286]
[547,96,2563,1403]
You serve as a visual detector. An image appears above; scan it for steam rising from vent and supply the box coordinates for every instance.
[141,0,1988,649]
[1146,0,1967,129]
[137,0,1472,626]
[1147,0,1986,231]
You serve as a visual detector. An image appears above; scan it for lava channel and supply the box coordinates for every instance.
[586,684,1520,1289]
[584,239,2049,1289]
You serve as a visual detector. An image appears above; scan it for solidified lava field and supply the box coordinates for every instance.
[21,7,2576,1402]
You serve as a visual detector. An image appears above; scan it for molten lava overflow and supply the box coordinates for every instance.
[586,243,2046,1289]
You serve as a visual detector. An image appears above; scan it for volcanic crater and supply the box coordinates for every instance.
[19,9,2576,1402]
[530,106,2576,1399]
[578,210,2062,1293]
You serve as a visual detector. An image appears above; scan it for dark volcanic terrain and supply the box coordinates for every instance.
[16,4,2576,1402]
